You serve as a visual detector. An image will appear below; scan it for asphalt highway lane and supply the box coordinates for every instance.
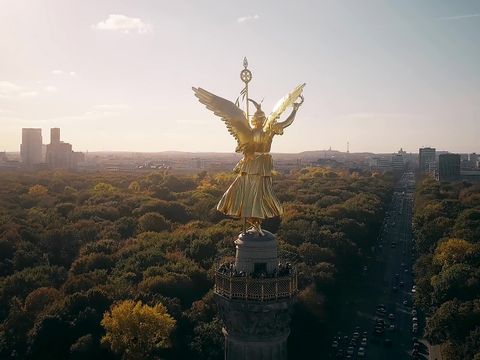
[329,172,427,360]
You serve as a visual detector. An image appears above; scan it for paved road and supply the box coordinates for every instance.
[329,172,428,360]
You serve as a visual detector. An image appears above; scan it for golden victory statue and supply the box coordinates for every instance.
[193,58,305,235]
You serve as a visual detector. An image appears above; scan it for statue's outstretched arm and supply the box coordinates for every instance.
[273,96,304,135]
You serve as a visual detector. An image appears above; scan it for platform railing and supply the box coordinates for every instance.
[214,269,298,301]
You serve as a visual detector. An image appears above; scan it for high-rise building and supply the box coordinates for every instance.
[439,153,461,182]
[21,128,43,166]
[392,149,405,172]
[50,128,60,144]
[368,156,392,172]
[46,128,83,169]
[469,153,478,169]
[419,147,436,176]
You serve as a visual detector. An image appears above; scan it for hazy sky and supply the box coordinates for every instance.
[1,0,479,153]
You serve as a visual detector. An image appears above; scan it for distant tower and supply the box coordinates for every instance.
[347,141,350,154]
[214,231,297,360]
[50,128,60,144]
[20,128,43,166]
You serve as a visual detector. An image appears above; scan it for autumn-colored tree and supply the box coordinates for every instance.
[101,300,176,360]
[128,181,141,192]
[433,238,474,268]
[93,182,116,194]
[138,212,170,232]
[24,287,61,316]
[28,184,48,197]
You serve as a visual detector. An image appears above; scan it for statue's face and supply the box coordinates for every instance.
[252,114,265,129]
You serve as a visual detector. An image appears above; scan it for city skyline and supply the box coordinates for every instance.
[1,0,480,153]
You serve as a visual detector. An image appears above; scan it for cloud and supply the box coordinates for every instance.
[94,104,131,111]
[0,81,58,98]
[19,91,38,98]
[44,85,58,93]
[237,14,260,24]
[0,81,38,98]
[438,13,480,21]
[342,112,416,122]
[52,70,77,77]
[3,104,132,126]
[84,104,131,117]
[93,14,152,34]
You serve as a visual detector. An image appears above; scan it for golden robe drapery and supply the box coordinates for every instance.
[217,153,283,219]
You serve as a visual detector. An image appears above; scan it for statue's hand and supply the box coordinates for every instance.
[293,95,304,111]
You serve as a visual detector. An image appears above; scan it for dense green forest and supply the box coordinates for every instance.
[412,178,480,359]
[0,167,392,359]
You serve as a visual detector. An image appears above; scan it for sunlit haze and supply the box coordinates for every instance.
[1,0,479,153]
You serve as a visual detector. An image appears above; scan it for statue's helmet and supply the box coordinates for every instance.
[248,99,266,127]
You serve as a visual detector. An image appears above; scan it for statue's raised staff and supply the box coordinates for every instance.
[193,58,305,235]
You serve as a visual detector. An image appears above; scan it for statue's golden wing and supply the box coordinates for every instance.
[264,83,306,131]
[193,87,252,152]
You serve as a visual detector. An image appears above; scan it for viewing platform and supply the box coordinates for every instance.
[214,263,298,302]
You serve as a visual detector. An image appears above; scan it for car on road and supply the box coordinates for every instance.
[388,313,395,320]
[347,346,354,355]
[411,285,416,293]
[358,347,366,357]
[411,309,417,316]
[384,338,393,347]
